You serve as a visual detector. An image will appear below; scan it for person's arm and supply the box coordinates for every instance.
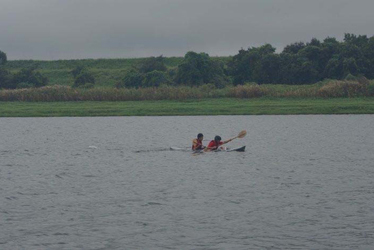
[198,140,205,149]
[222,138,234,144]
[192,139,198,150]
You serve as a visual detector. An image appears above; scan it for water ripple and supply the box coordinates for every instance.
[1,115,374,249]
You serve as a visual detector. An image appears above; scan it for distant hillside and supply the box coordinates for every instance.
[6,57,230,87]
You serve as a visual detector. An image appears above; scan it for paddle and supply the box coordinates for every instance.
[227,130,247,142]
[218,130,247,150]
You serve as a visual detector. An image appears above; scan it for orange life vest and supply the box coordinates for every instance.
[192,139,203,150]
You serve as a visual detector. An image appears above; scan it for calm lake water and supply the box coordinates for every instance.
[1,115,374,249]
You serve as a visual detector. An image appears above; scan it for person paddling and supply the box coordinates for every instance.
[205,135,234,151]
[192,133,205,151]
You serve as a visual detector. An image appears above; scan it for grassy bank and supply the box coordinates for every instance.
[1,98,373,117]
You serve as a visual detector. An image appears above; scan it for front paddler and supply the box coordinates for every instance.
[192,133,205,151]
[204,135,234,151]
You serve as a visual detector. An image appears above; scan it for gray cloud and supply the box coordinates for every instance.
[1,0,374,60]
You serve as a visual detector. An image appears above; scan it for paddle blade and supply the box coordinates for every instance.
[237,130,247,138]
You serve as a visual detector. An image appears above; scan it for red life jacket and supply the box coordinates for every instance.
[207,140,223,149]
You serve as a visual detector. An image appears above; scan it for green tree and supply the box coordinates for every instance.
[228,49,252,85]
[229,44,277,84]
[142,70,170,87]
[344,33,368,48]
[320,37,341,78]
[253,54,281,84]
[363,37,374,78]
[175,51,228,87]
[282,42,306,54]
[13,67,48,88]
[296,61,319,84]
[0,68,13,89]
[297,46,324,77]
[298,46,322,62]
[339,43,367,76]
[324,57,343,79]
[307,38,321,47]
[278,54,319,84]
[0,50,7,65]
[228,34,373,84]
[342,58,359,76]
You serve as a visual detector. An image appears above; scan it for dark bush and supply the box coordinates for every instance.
[71,65,86,78]
[116,70,144,88]
[138,56,167,73]
[12,68,48,88]
[142,70,171,87]
[73,71,95,88]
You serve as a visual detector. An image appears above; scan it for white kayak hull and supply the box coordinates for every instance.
[170,146,246,152]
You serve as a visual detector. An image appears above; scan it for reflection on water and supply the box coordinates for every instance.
[1,115,374,249]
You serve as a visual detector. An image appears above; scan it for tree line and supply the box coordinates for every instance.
[1,33,374,90]
[229,34,374,85]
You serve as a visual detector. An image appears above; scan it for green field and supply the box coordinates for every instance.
[6,58,181,87]
[1,98,373,117]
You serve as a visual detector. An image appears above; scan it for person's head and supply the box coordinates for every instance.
[197,133,204,140]
[214,135,221,142]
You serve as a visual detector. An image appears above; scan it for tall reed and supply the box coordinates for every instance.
[317,79,370,98]
[0,79,373,102]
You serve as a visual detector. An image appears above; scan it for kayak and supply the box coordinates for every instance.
[226,146,246,152]
[169,147,189,151]
[170,146,246,152]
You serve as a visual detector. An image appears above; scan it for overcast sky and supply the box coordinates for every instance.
[1,0,374,60]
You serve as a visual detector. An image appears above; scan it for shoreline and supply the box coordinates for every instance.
[1,98,374,117]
